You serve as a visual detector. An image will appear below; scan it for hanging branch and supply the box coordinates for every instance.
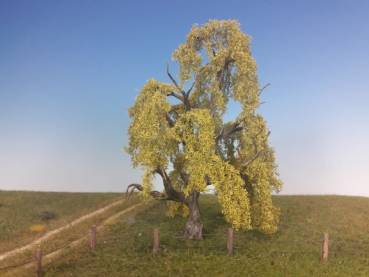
[241,130,270,169]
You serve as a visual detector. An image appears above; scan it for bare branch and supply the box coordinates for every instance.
[216,121,243,143]
[242,150,264,168]
[126,183,168,200]
[186,81,195,97]
[149,191,167,199]
[166,113,175,127]
[179,171,190,186]
[217,57,235,93]
[166,63,182,92]
[167,91,183,102]
[167,63,192,110]
[154,167,186,203]
[205,175,212,187]
[242,130,270,169]
[126,183,143,192]
[216,128,225,143]
[126,183,143,198]
[227,126,243,137]
[169,103,184,112]
[258,83,270,96]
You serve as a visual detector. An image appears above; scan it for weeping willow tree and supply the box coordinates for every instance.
[126,20,282,239]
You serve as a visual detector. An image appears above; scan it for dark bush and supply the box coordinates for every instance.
[39,211,57,221]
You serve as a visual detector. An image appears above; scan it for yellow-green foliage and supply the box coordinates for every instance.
[127,79,176,169]
[127,20,282,234]
[166,201,189,218]
[142,169,154,198]
[173,109,216,195]
[209,156,251,230]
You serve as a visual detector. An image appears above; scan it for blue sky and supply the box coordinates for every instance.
[1,0,368,195]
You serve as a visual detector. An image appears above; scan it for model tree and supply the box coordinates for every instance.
[126,20,282,239]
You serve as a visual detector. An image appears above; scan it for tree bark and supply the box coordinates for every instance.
[184,192,203,240]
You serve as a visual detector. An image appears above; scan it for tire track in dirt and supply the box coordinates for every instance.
[0,197,128,262]
[1,201,146,276]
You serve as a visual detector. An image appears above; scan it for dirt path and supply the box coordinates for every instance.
[0,197,128,263]
[3,202,145,276]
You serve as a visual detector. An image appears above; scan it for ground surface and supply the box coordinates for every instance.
[0,191,121,253]
[37,195,369,277]
[0,191,145,276]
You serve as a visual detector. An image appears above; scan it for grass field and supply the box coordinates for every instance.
[0,191,122,253]
[37,195,369,277]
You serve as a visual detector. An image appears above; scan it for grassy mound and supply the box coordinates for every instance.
[40,195,369,276]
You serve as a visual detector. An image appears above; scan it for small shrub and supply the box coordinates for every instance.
[39,211,57,221]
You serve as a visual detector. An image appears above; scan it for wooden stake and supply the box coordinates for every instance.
[153,228,160,254]
[35,245,43,277]
[321,232,329,262]
[90,225,97,251]
[227,228,234,256]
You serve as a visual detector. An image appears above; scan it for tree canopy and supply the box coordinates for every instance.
[126,20,282,239]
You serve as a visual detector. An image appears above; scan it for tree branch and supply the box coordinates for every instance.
[179,171,190,187]
[126,183,143,193]
[169,103,184,112]
[205,175,212,187]
[126,183,166,199]
[258,83,270,96]
[227,126,243,137]
[166,63,182,92]
[167,63,191,110]
[241,150,264,168]
[186,81,195,98]
[241,130,270,169]
[166,113,175,127]
[167,91,184,102]
[217,57,235,93]
[216,121,243,143]
[155,167,186,202]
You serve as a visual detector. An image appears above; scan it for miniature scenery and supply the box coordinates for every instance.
[1,1,368,276]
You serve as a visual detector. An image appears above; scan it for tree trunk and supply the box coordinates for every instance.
[184,192,203,240]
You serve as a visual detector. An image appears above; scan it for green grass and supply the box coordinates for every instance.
[0,190,122,253]
[40,195,369,277]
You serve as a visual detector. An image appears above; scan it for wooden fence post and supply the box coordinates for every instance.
[35,245,43,277]
[227,228,234,256]
[321,232,329,262]
[90,225,97,251]
[153,228,160,254]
